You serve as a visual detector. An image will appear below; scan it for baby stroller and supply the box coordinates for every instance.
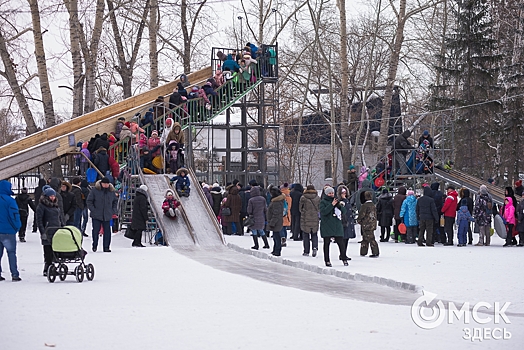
[47,226,95,283]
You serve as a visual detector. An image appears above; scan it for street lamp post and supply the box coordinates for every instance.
[271,8,277,43]
[237,16,243,48]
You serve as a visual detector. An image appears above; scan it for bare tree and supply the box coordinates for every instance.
[376,0,442,155]
[106,0,150,98]
[0,27,39,134]
[28,0,56,128]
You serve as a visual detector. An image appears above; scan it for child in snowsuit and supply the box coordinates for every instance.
[456,198,474,246]
[171,168,191,197]
[162,189,181,219]
[168,140,179,173]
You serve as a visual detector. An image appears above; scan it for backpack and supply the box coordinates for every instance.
[283,198,289,217]
[486,198,493,215]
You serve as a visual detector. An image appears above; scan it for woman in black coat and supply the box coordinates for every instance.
[32,178,47,232]
[290,183,303,241]
[130,185,149,247]
[36,188,64,275]
[376,189,394,242]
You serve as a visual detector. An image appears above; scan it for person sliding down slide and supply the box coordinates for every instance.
[162,190,181,219]
[170,168,191,197]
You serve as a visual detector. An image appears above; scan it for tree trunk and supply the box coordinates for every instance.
[337,0,351,175]
[149,0,159,88]
[180,0,191,74]
[81,0,105,113]
[28,0,55,128]
[0,29,38,134]
[64,0,84,118]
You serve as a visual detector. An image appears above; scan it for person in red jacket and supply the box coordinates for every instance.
[441,185,458,245]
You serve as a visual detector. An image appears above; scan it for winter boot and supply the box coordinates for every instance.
[251,236,259,250]
[281,237,287,247]
[261,235,270,249]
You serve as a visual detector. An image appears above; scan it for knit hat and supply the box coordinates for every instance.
[82,142,88,149]
[44,188,56,197]
[324,187,335,196]
[446,185,455,191]
[139,185,148,192]
[166,190,174,197]
[479,185,488,195]
[382,188,389,194]
[192,86,199,92]
[101,177,111,184]
[460,198,468,206]
[72,177,81,185]
[124,121,131,128]
[407,190,415,196]
[249,179,258,186]
[213,183,220,188]
[349,165,355,170]
[516,180,522,187]
[423,130,429,136]
[151,130,158,136]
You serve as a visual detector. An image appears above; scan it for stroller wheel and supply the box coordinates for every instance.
[86,264,95,281]
[75,265,85,283]
[47,265,57,283]
[58,264,68,281]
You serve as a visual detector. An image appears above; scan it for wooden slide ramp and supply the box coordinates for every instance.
[0,67,212,180]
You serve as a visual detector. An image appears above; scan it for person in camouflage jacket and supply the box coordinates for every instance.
[357,191,379,257]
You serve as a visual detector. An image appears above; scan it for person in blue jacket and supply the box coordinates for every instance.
[0,180,22,281]
[171,168,191,197]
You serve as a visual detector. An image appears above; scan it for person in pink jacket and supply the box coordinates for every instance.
[503,197,516,247]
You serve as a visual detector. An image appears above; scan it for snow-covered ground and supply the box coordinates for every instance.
[1,215,522,349]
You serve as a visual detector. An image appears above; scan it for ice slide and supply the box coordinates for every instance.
[139,171,224,249]
[434,168,513,205]
[0,67,212,180]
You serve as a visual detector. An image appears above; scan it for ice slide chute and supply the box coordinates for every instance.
[139,169,224,248]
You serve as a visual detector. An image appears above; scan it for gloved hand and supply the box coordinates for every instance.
[64,214,70,222]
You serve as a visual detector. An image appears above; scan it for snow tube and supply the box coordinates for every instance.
[494,214,507,239]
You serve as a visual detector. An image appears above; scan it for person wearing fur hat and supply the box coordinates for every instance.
[129,185,149,247]
[36,186,63,275]
[86,177,118,252]
[60,181,76,225]
[171,168,191,197]
[299,185,320,256]
[15,187,36,242]
[202,184,214,208]
[162,190,180,220]
[376,188,394,242]
[357,191,380,257]
[267,186,286,256]
[320,186,349,266]
[208,183,222,217]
